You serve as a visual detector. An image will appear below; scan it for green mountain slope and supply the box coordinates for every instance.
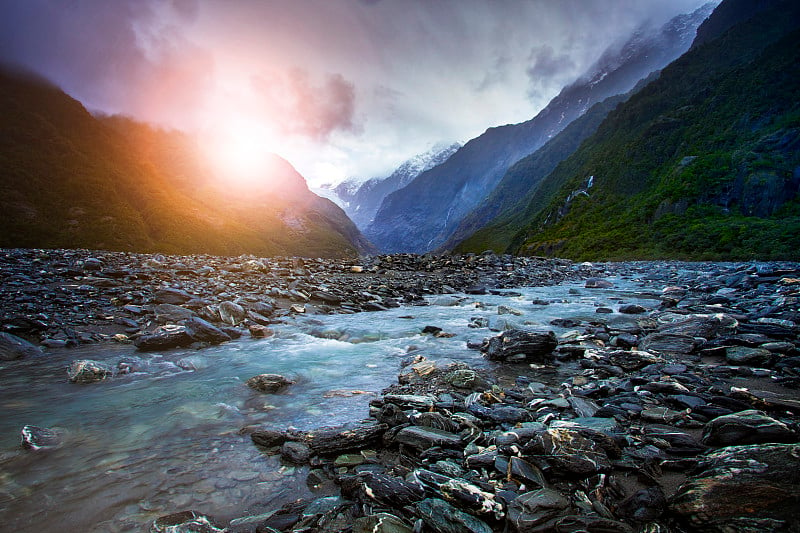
[0,68,369,257]
[450,91,631,254]
[489,0,800,260]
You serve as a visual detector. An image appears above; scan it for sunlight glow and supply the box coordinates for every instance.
[206,117,280,185]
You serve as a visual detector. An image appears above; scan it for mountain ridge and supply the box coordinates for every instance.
[364,2,715,253]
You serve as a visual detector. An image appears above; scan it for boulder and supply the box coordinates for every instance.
[415,498,492,533]
[21,425,63,450]
[353,513,413,533]
[0,332,44,360]
[702,410,797,446]
[67,359,111,383]
[522,428,611,475]
[670,443,800,531]
[482,329,557,362]
[507,489,572,532]
[302,422,387,455]
[725,346,774,367]
[135,325,194,351]
[585,278,614,288]
[394,426,463,451]
[154,303,195,322]
[183,317,231,344]
[151,510,226,533]
[246,374,294,394]
[153,288,193,305]
[218,301,246,325]
[619,304,647,314]
[638,333,698,355]
[280,441,313,464]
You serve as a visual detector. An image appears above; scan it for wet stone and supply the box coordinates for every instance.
[21,425,63,450]
[151,510,226,533]
[415,497,492,533]
[702,410,797,446]
[725,346,774,367]
[246,374,295,394]
[0,332,44,360]
[67,359,111,383]
[508,488,572,532]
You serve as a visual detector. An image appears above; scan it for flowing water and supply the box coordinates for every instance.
[0,276,659,532]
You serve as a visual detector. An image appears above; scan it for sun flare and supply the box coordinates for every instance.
[206,117,279,185]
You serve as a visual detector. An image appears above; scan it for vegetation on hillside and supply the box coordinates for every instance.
[459,1,800,260]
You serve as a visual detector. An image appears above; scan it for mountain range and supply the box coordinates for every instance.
[456,0,800,260]
[0,68,372,258]
[318,142,460,229]
[363,2,716,254]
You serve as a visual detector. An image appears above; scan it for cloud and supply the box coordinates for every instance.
[251,69,359,140]
[525,44,576,100]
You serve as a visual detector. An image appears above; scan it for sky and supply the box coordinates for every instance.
[0,0,712,187]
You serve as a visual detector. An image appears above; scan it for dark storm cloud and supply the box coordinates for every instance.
[251,69,359,140]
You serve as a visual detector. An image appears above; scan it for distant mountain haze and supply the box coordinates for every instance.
[364,2,715,254]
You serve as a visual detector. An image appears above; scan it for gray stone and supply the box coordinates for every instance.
[135,324,194,351]
[702,410,797,446]
[153,288,193,305]
[21,425,63,450]
[638,333,698,355]
[0,332,44,360]
[67,359,111,383]
[183,317,231,344]
[353,513,413,533]
[394,426,463,450]
[280,441,312,464]
[415,498,492,533]
[508,489,572,532]
[151,510,225,533]
[619,304,647,314]
[585,278,614,288]
[725,346,774,367]
[482,329,557,362]
[246,374,294,394]
[670,443,800,531]
[219,301,246,325]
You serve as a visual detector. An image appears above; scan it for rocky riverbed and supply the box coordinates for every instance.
[1,249,800,532]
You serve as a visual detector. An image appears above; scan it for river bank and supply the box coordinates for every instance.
[1,250,799,532]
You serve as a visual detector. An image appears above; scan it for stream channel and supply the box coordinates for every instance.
[0,275,660,532]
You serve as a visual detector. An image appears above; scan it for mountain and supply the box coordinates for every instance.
[442,83,642,254]
[0,67,372,257]
[483,0,800,260]
[364,2,716,253]
[320,142,460,230]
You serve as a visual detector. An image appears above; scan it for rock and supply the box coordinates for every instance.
[151,510,226,533]
[135,325,194,351]
[0,332,44,360]
[415,498,492,533]
[702,410,797,446]
[498,305,524,316]
[183,317,231,344]
[20,425,63,450]
[523,428,611,475]
[616,486,666,522]
[218,301,246,325]
[394,426,463,451]
[246,374,294,394]
[281,441,313,464]
[249,325,274,338]
[670,443,800,531]
[302,422,387,455]
[638,333,698,355]
[67,359,111,383]
[153,288,193,305]
[154,303,195,322]
[619,304,647,314]
[352,472,425,507]
[353,513,413,533]
[251,429,288,448]
[725,346,774,367]
[585,278,614,288]
[415,469,503,518]
[507,489,572,532]
[482,329,557,362]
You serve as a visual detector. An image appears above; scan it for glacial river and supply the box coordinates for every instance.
[0,276,658,532]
